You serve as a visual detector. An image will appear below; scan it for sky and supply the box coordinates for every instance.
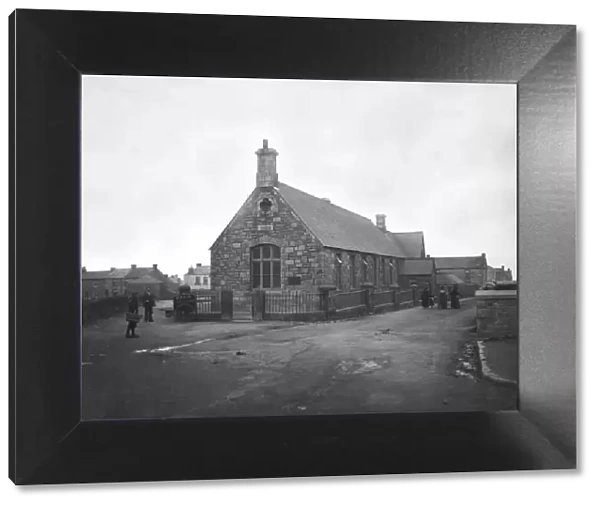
[82,76,516,279]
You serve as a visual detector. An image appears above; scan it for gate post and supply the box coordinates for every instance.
[220,289,233,321]
[319,285,337,320]
[361,282,374,314]
[390,283,400,310]
[253,289,265,321]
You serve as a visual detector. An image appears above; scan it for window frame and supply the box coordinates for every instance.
[349,254,356,289]
[335,252,343,289]
[250,244,282,290]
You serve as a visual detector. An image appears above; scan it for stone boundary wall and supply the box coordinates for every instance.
[476,289,517,339]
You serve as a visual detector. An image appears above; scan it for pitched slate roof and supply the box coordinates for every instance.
[436,273,464,285]
[388,232,425,258]
[435,256,487,270]
[277,182,403,257]
[399,259,434,276]
[127,274,163,285]
[106,268,130,279]
[82,270,111,280]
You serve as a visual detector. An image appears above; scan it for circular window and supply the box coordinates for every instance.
[259,198,273,212]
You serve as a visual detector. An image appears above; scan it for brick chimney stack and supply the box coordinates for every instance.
[131,264,137,269]
[255,139,279,188]
[375,214,387,232]
[196,263,202,268]
[152,264,158,269]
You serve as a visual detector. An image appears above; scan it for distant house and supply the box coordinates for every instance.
[82,268,111,300]
[105,267,130,296]
[168,274,183,285]
[434,254,489,296]
[486,266,496,284]
[184,263,211,291]
[398,257,435,292]
[81,263,179,300]
[494,265,513,282]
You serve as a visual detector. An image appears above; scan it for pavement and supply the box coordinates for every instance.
[82,299,517,420]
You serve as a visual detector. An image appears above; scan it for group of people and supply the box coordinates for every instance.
[421,285,461,310]
[125,287,157,338]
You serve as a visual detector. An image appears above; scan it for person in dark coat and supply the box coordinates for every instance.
[421,287,430,308]
[125,292,140,338]
[142,287,156,323]
[438,286,448,309]
[450,285,461,309]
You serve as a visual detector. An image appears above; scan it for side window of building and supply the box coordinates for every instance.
[373,256,379,286]
[195,276,201,285]
[349,255,356,289]
[203,277,208,285]
[335,252,343,289]
[361,255,368,284]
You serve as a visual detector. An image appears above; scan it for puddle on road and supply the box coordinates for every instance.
[134,338,214,355]
[336,357,389,376]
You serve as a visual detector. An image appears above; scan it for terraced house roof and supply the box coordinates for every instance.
[435,256,487,270]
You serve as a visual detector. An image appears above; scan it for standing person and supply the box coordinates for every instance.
[142,287,156,323]
[438,286,448,310]
[421,287,430,308]
[125,292,140,338]
[450,285,461,309]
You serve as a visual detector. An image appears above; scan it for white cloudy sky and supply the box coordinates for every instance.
[82,76,516,278]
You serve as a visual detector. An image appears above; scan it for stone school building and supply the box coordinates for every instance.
[210,140,426,294]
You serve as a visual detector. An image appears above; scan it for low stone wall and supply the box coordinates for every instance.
[476,290,517,339]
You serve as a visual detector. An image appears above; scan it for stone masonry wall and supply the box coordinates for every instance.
[211,186,324,292]
[476,290,518,339]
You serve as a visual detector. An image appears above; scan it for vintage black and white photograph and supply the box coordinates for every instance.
[82,76,517,420]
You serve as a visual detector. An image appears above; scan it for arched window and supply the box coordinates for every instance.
[251,244,281,289]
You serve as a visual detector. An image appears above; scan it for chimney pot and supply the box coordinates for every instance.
[482,253,486,257]
[152,264,158,269]
[426,255,430,258]
[375,214,387,232]
[82,266,87,273]
[255,140,279,188]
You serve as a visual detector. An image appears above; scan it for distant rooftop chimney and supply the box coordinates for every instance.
[131,264,137,269]
[482,253,486,258]
[152,264,158,269]
[375,214,387,232]
[501,265,505,270]
[321,198,331,203]
[110,267,116,272]
[426,255,430,258]
[255,139,279,188]
[196,263,202,268]
[82,266,87,273]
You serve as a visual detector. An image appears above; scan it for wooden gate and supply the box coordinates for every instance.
[233,291,254,320]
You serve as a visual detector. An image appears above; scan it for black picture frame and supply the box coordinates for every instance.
[9,9,577,485]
